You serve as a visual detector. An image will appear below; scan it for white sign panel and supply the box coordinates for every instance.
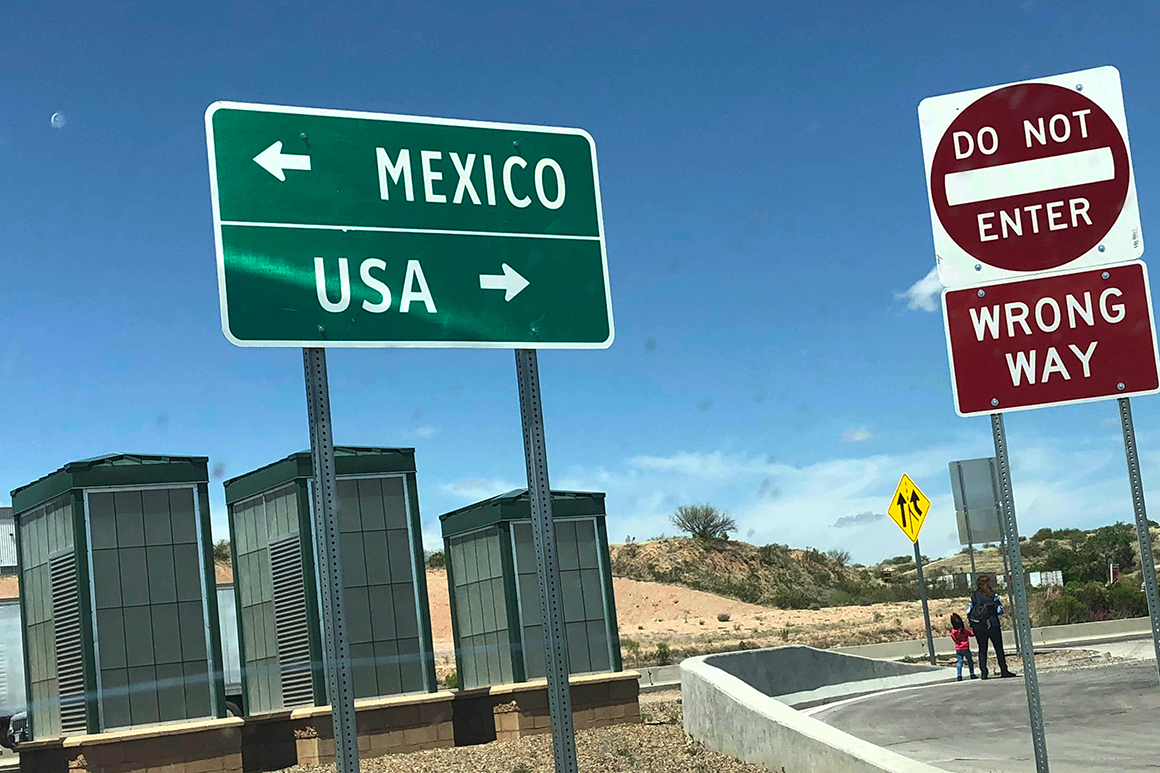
[919,66,1141,289]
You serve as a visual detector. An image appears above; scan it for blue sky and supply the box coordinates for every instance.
[3,1,1160,564]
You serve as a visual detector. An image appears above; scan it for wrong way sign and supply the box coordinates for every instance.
[919,66,1141,288]
[942,261,1160,415]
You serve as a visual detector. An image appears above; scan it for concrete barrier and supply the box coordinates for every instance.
[682,647,947,773]
[699,646,952,708]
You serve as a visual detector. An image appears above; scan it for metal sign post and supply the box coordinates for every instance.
[913,540,936,666]
[991,412,1049,773]
[1118,397,1160,682]
[303,348,359,773]
[982,458,1020,653]
[886,475,935,665]
[514,349,578,773]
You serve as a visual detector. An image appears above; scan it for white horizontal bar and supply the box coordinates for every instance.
[220,220,601,241]
[944,147,1115,206]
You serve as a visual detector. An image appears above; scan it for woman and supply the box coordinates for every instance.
[967,575,1017,679]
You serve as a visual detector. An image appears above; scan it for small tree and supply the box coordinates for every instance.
[826,548,851,567]
[213,539,231,564]
[671,503,736,541]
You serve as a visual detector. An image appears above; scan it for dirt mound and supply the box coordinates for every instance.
[610,537,869,609]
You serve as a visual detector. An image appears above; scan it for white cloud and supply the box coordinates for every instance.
[412,426,437,439]
[841,425,873,443]
[896,266,942,312]
[556,431,1147,565]
[440,477,519,501]
[628,450,769,479]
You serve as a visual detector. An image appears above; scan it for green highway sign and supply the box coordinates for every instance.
[204,101,613,348]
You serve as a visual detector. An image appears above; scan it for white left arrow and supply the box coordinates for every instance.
[479,263,530,301]
[253,141,311,181]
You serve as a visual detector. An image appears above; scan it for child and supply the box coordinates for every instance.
[950,613,977,681]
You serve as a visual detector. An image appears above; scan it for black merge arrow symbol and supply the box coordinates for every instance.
[910,491,924,519]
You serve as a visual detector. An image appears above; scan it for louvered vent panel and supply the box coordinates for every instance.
[269,534,313,707]
[50,552,86,734]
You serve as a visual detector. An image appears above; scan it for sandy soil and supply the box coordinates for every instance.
[0,563,969,674]
[424,568,975,675]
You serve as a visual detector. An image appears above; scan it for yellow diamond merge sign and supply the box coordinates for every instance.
[887,473,931,543]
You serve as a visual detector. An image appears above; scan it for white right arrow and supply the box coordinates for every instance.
[479,263,530,301]
[253,141,312,181]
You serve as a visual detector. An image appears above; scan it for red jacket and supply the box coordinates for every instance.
[951,627,975,651]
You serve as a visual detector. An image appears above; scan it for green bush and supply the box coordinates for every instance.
[758,543,791,565]
[716,612,731,622]
[671,503,736,541]
[213,539,231,564]
[445,670,458,689]
[1108,582,1149,618]
[425,550,445,570]
[772,588,824,609]
[654,642,672,666]
[1034,581,1148,626]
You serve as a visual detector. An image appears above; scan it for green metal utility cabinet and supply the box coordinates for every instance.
[11,454,226,740]
[222,447,436,715]
[439,490,622,690]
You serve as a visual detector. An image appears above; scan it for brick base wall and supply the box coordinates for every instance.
[267,692,455,768]
[491,672,640,741]
[17,718,244,773]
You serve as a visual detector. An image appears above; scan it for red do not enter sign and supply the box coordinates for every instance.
[919,67,1142,288]
[931,83,1128,272]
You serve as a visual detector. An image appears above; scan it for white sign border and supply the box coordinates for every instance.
[919,65,1142,290]
[941,260,1160,417]
[204,100,615,349]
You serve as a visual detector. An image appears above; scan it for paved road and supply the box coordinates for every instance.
[814,659,1160,773]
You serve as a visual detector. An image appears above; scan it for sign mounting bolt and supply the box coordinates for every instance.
[1118,382,1126,391]
[991,398,999,407]
[317,325,325,334]
[1102,271,1110,279]
[1099,245,1106,252]
[1076,84,1084,91]
[977,289,985,297]
[975,264,982,272]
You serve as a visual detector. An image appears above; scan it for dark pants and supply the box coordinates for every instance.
[973,623,1010,676]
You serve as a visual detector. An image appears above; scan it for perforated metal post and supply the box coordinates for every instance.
[1118,397,1160,683]
[514,349,578,773]
[909,540,937,663]
[987,457,1019,654]
[912,540,936,665]
[991,412,1049,773]
[303,348,360,773]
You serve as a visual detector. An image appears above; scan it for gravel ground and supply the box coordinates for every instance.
[281,690,764,773]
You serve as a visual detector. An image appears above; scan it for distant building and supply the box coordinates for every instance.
[0,509,14,575]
